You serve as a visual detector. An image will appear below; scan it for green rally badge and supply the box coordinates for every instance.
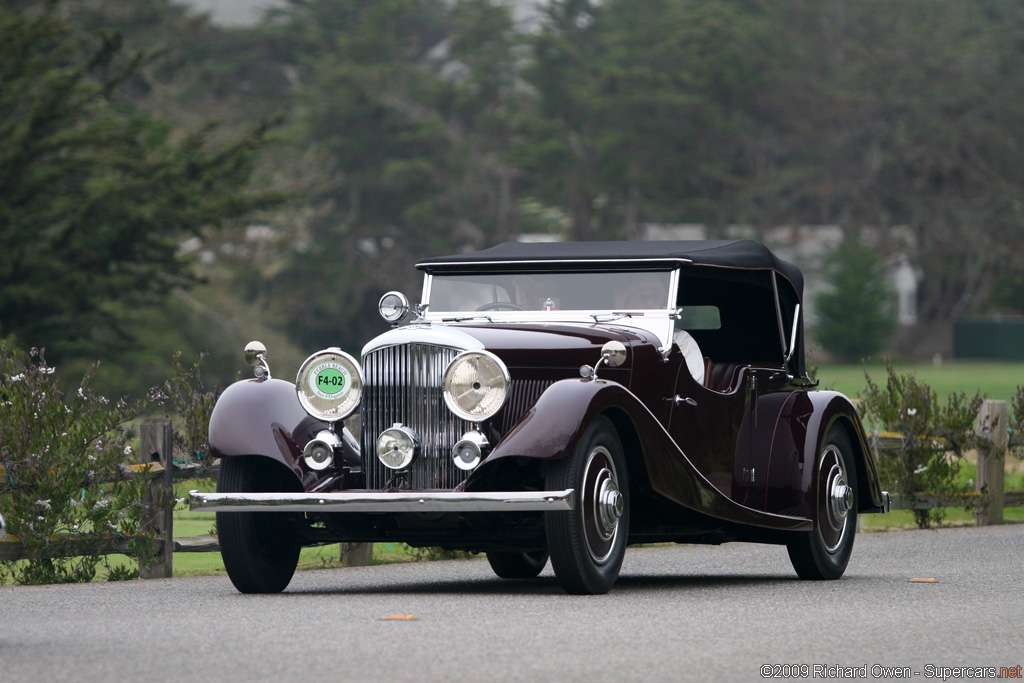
[309,361,352,401]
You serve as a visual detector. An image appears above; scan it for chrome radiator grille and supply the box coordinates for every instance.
[362,343,471,490]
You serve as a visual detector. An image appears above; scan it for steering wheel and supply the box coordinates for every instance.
[475,302,527,311]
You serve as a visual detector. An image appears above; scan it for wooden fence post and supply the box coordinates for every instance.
[139,418,174,578]
[974,399,1008,526]
[340,542,374,567]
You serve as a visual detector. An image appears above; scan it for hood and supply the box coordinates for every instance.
[362,322,658,371]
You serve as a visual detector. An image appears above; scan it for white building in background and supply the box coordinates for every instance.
[181,0,545,27]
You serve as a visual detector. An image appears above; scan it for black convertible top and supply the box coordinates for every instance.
[417,239,803,298]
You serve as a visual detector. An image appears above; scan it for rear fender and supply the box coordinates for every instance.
[796,392,887,516]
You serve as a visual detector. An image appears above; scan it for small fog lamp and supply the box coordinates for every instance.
[377,424,419,470]
[303,430,342,471]
[452,430,490,471]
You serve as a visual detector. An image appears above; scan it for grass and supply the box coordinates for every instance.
[813,359,1024,404]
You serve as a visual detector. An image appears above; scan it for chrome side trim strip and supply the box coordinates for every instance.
[189,489,576,513]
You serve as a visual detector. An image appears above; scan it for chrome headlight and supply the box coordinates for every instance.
[442,350,510,422]
[296,349,363,422]
[377,424,418,470]
[379,291,410,323]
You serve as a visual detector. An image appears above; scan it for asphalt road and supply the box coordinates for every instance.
[2,524,1021,683]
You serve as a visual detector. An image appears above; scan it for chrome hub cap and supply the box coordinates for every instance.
[582,446,623,565]
[819,445,852,554]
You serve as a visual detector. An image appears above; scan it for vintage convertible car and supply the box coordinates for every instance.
[191,240,890,595]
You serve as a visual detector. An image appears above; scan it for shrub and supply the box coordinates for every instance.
[0,345,153,584]
[814,238,897,362]
[159,352,221,473]
[859,359,981,528]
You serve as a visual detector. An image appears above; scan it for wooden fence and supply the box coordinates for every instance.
[869,398,1022,525]
[1,401,1021,578]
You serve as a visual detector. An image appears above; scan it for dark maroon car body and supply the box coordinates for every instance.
[192,240,890,594]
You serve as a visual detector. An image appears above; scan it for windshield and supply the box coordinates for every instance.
[427,271,674,313]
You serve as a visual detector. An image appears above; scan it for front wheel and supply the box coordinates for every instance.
[787,426,858,580]
[217,456,302,594]
[545,416,629,594]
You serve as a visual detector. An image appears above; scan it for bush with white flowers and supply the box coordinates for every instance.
[0,345,153,584]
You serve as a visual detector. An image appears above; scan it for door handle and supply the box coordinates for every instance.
[664,395,697,407]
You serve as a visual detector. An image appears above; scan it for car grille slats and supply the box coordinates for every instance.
[498,379,552,433]
[362,344,552,491]
[362,344,469,490]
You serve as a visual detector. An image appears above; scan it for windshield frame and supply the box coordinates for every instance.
[420,267,680,349]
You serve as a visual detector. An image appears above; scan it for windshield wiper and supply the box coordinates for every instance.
[442,315,494,323]
[591,312,645,322]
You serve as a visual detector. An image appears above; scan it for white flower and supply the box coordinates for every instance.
[41,366,55,374]
[907,408,918,416]
[78,387,86,399]
[10,373,24,382]
[123,445,132,456]
[36,499,51,510]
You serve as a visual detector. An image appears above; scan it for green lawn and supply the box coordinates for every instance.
[813,360,1024,405]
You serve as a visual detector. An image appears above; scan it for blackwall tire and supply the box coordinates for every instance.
[217,456,302,594]
[787,426,858,580]
[486,550,549,579]
[545,416,629,595]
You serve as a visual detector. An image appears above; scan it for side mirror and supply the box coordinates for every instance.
[244,341,271,379]
[244,341,267,367]
[600,341,627,367]
[580,341,627,380]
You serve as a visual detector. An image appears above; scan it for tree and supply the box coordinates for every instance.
[0,3,280,365]
[814,238,896,362]
[513,0,773,240]
[749,0,1024,334]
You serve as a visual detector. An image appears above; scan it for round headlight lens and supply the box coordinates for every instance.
[379,291,410,323]
[377,425,418,470]
[296,349,363,422]
[442,350,510,422]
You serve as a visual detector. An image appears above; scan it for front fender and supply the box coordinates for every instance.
[209,378,324,482]
[475,378,811,531]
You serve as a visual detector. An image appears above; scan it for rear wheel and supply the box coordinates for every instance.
[486,550,549,579]
[787,426,858,580]
[545,416,629,595]
[217,456,302,594]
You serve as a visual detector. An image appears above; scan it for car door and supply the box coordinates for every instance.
[666,359,749,502]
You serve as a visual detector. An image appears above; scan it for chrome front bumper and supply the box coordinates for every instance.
[189,489,576,513]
